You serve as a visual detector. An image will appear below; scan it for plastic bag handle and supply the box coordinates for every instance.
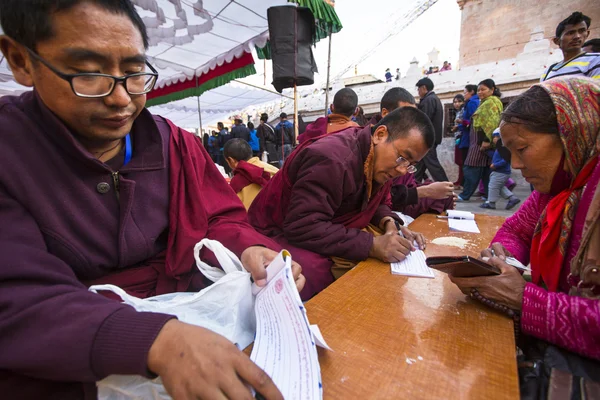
[194,238,246,282]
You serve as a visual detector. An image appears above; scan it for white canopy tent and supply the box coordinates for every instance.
[0,0,293,129]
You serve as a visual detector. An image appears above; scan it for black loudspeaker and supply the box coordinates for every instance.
[267,5,318,93]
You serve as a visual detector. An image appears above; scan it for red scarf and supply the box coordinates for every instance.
[530,157,598,291]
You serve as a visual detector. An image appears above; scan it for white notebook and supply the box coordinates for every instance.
[390,249,435,278]
[446,210,480,233]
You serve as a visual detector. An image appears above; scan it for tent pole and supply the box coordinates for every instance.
[232,79,294,99]
[197,95,203,135]
[294,84,298,144]
[264,59,267,86]
[324,29,332,116]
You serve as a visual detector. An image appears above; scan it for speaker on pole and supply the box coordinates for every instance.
[267,5,318,93]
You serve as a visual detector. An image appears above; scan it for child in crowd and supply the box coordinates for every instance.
[224,139,279,210]
[480,129,521,210]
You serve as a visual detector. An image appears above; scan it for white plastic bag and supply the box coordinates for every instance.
[93,239,255,400]
[261,150,268,163]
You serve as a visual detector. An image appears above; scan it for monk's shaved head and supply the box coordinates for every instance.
[380,87,415,113]
[374,107,434,148]
[332,88,358,117]
[224,138,252,162]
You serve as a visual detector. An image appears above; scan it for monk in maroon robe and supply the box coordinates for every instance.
[0,2,298,398]
[297,87,359,144]
[375,87,456,215]
[249,107,435,299]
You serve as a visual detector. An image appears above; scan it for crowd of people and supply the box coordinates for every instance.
[0,1,598,399]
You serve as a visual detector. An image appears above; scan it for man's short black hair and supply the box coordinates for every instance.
[217,122,224,129]
[332,88,358,117]
[260,113,269,122]
[280,112,287,119]
[223,139,253,162]
[555,12,591,38]
[374,107,434,148]
[415,77,434,92]
[464,84,477,94]
[583,38,600,52]
[0,0,149,51]
[380,87,415,112]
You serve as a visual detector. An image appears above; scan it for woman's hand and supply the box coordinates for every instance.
[449,257,526,311]
[480,242,513,260]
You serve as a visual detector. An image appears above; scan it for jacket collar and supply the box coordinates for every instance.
[26,90,164,172]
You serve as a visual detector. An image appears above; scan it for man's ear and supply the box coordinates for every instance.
[226,157,238,170]
[0,36,34,87]
[329,104,334,113]
[552,37,560,47]
[381,108,389,117]
[372,125,389,145]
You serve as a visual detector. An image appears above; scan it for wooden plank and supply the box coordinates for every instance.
[304,214,519,399]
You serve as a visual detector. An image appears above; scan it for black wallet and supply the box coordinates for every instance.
[426,256,501,277]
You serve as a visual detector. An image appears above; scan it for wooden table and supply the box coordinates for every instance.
[305,214,519,399]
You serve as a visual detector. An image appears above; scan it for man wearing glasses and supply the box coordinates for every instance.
[248,107,432,297]
[0,1,304,399]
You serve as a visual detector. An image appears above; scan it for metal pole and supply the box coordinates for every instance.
[264,59,267,86]
[324,30,332,116]
[294,84,298,144]
[196,95,203,136]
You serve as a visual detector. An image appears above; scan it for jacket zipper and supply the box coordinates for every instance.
[112,171,120,201]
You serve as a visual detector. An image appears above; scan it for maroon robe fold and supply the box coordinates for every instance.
[297,115,359,144]
[230,160,271,193]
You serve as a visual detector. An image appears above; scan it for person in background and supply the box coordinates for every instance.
[541,11,599,82]
[224,139,279,210]
[583,38,600,53]
[0,0,304,398]
[257,113,278,167]
[230,118,250,142]
[440,61,452,72]
[298,88,358,144]
[354,106,368,127]
[414,77,449,183]
[249,108,433,299]
[202,130,209,150]
[449,78,600,395]
[480,129,521,210]
[451,94,465,189]
[208,130,221,163]
[274,112,294,167]
[385,68,392,82]
[247,121,260,158]
[457,85,479,185]
[395,68,401,80]
[459,79,502,201]
[217,123,232,173]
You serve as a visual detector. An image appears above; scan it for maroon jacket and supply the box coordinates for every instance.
[0,91,278,398]
[248,125,401,262]
[230,160,271,193]
[391,174,454,218]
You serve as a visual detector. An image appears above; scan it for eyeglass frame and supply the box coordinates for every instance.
[396,155,417,174]
[24,46,158,98]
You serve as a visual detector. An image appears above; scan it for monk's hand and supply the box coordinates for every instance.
[369,233,414,263]
[148,320,283,400]
[480,242,513,261]
[418,181,455,200]
[398,226,426,250]
[449,257,526,311]
[452,193,458,209]
[241,246,305,293]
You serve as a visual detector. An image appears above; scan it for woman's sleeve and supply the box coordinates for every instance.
[521,283,600,360]
[491,191,549,264]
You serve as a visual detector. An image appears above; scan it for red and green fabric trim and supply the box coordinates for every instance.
[146,52,256,107]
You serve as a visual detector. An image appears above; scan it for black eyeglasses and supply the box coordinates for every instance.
[25,47,158,98]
